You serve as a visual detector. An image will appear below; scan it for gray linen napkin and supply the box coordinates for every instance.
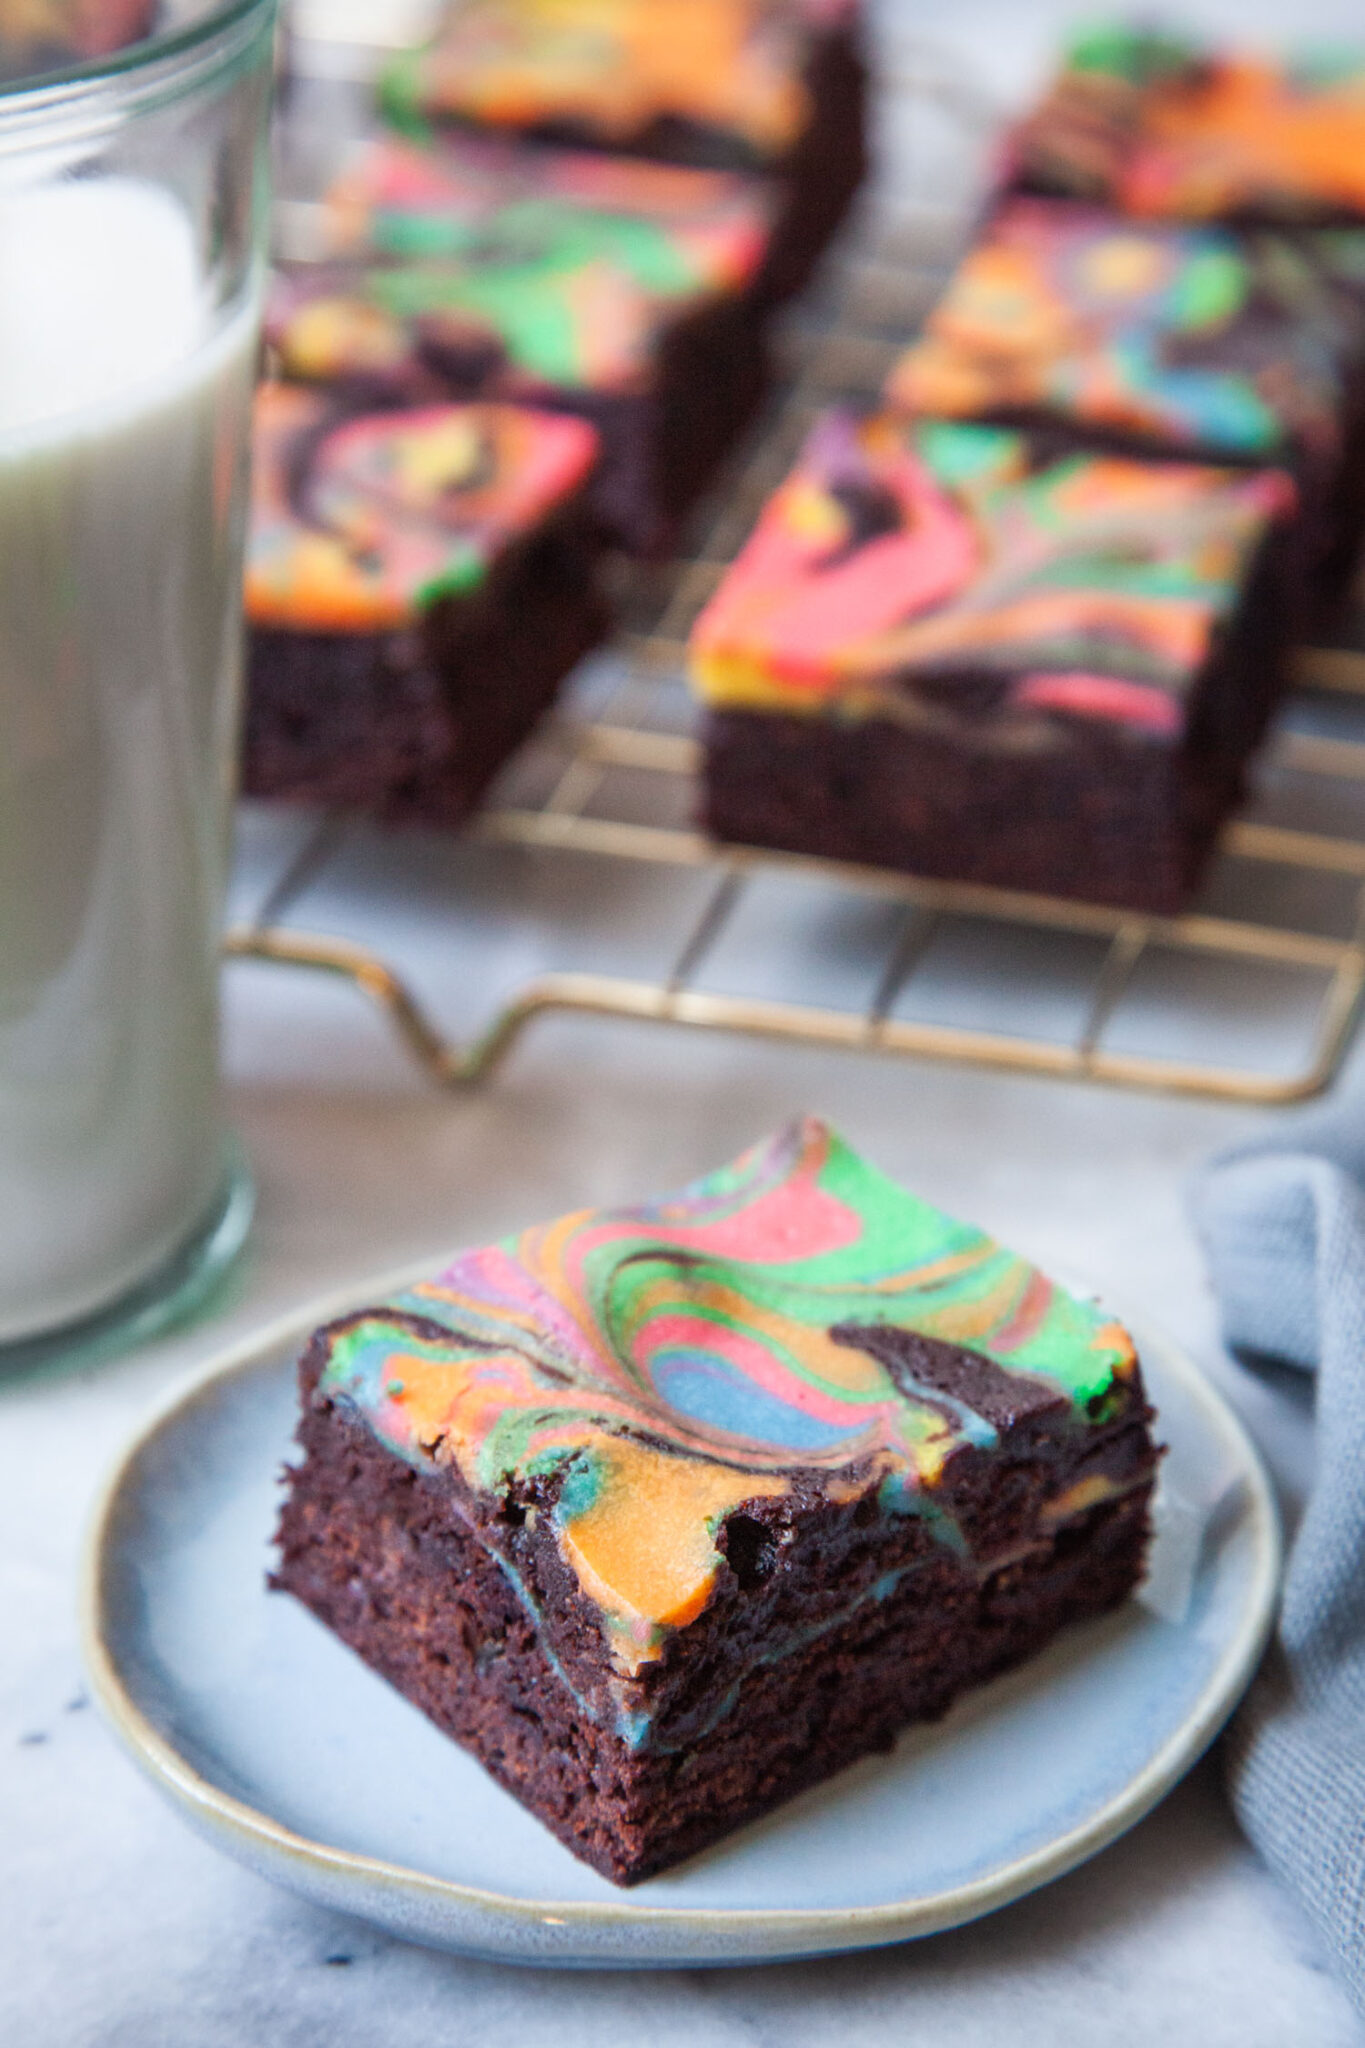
[1191,1111,1365,2012]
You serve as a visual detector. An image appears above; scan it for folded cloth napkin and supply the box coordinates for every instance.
[1191,1108,1365,2012]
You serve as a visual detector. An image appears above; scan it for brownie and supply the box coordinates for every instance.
[273,1117,1159,1885]
[267,134,775,554]
[243,383,607,825]
[889,199,1365,472]
[378,0,869,302]
[1004,27,1365,226]
[0,0,156,79]
[887,197,1365,611]
[688,410,1298,913]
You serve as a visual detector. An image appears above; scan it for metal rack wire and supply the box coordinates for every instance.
[235,61,1365,1105]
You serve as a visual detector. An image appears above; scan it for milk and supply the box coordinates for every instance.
[0,180,256,1343]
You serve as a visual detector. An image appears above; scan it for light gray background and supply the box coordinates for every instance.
[7,0,1365,2037]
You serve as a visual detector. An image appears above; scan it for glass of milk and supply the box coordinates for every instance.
[0,0,275,1355]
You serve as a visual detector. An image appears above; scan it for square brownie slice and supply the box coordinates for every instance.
[273,1118,1158,1884]
[267,131,776,553]
[688,411,1296,912]
[1004,27,1365,226]
[889,198,1365,473]
[379,0,868,302]
[886,197,1365,609]
[243,383,607,825]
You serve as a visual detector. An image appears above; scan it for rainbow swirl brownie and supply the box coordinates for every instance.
[1005,27,1365,226]
[273,1117,1159,1883]
[887,198,1365,472]
[243,383,607,824]
[268,134,776,551]
[887,198,1365,609]
[688,411,1297,912]
[379,0,868,301]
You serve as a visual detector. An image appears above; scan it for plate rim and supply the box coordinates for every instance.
[81,1261,1282,1961]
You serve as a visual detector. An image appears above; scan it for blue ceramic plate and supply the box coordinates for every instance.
[82,1267,1279,1968]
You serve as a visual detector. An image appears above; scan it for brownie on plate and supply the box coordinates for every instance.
[267,134,775,552]
[688,411,1297,913]
[273,1117,1158,1884]
[243,383,607,825]
[379,0,868,302]
[1004,26,1365,226]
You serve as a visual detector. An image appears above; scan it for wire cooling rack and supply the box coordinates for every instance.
[235,40,1365,1105]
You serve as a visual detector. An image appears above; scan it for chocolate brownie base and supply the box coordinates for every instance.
[650,293,772,542]
[548,291,771,555]
[758,17,869,303]
[243,504,606,826]
[1316,362,1365,626]
[273,1329,1156,1884]
[701,522,1298,915]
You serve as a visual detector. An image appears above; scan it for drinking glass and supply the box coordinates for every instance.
[0,0,276,1357]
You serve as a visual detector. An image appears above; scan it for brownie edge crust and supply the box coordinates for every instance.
[270,1123,1159,1886]
[273,1348,1154,1884]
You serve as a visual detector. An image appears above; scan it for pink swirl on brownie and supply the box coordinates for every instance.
[245,382,598,633]
[689,409,1293,731]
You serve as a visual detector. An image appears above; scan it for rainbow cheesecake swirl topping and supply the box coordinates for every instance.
[323,134,773,286]
[270,135,772,397]
[1010,28,1365,225]
[380,0,813,162]
[313,1119,1138,1672]
[889,198,1363,463]
[689,409,1290,726]
[246,384,598,633]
